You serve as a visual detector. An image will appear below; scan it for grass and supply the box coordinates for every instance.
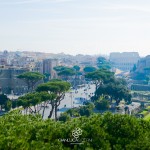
[140,110,148,115]
[143,106,150,120]
[147,106,150,109]
[144,113,150,120]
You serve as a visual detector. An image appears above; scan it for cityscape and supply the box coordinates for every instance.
[0,50,150,149]
[1,0,150,149]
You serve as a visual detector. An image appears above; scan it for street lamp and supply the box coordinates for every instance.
[70,91,73,108]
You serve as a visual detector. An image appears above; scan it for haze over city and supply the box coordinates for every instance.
[2,1,150,149]
[1,0,150,56]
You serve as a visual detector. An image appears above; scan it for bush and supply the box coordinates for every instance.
[95,97,109,110]
[58,112,70,122]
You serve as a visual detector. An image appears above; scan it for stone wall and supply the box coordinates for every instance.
[0,67,29,94]
[136,55,150,74]
[131,84,150,91]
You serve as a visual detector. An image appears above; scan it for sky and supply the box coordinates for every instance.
[1,0,150,56]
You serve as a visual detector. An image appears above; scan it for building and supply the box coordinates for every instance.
[33,61,43,73]
[0,67,29,94]
[131,84,150,91]
[136,55,150,74]
[0,50,9,66]
[109,52,140,71]
[130,55,150,82]
[43,59,58,79]
[10,56,35,68]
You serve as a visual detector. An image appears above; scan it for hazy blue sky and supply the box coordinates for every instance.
[1,0,150,56]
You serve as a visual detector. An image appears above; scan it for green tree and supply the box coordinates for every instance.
[36,80,71,120]
[39,92,56,118]
[17,72,45,92]
[18,92,42,114]
[79,103,94,117]
[12,100,17,109]
[65,103,94,117]
[0,111,150,149]
[72,65,81,87]
[58,112,71,122]
[17,92,56,117]
[53,66,66,72]
[85,69,114,96]
[96,78,131,105]
[57,68,75,80]
[66,107,79,117]
[54,66,75,81]
[4,100,12,111]
[43,73,51,82]
[83,66,97,73]
[97,56,111,69]
[73,65,80,72]
[0,94,11,111]
[95,97,110,110]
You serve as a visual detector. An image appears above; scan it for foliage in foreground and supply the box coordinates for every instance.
[0,111,150,150]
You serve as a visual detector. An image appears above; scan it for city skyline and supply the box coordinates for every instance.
[1,0,150,56]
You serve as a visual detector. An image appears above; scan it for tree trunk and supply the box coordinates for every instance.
[111,96,113,103]
[31,82,34,92]
[95,82,98,97]
[27,80,30,93]
[34,106,36,113]
[48,105,54,119]
[42,102,46,119]
[54,104,58,121]
[26,108,28,114]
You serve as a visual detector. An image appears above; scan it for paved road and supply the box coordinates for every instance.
[6,84,95,119]
[7,84,142,119]
[41,84,96,119]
